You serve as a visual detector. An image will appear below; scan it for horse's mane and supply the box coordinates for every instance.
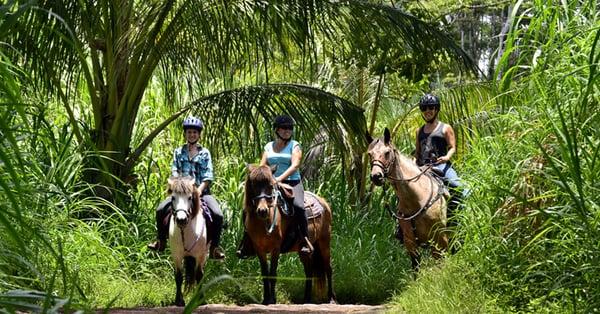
[244,165,274,211]
[168,176,200,217]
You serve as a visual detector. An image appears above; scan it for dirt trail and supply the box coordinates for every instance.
[107,303,388,313]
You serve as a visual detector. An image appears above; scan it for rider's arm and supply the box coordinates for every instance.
[275,144,302,183]
[196,149,214,195]
[171,148,180,177]
[259,151,268,167]
[437,124,456,164]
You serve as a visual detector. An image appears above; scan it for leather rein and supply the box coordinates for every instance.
[172,196,204,253]
[252,184,290,235]
[370,149,444,221]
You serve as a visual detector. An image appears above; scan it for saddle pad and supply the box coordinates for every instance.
[304,191,324,219]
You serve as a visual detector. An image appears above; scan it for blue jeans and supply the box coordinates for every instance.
[433,163,462,189]
[432,163,466,225]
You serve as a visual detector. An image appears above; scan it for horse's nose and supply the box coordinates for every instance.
[175,211,188,225]
[370,173,384,185]
[257,206,268,219]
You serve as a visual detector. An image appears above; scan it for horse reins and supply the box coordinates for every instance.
[172,201,204,253]
[252,185,285,235]
[371,149,444,220]
[387,175,445,221]
[370,149,432,183]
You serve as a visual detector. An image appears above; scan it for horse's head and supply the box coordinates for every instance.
[244,164,277,220]
[366,128,396,186]
[168,176,199,227]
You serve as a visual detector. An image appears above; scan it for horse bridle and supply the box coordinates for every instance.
[371,148,432,183]
[170,195,203,253]
[252,184,282,235]
[171,195,193,222]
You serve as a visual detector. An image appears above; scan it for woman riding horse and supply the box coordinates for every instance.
[243,164,335,304]
[148,116,225,260]
[237,114,312,258]
[367,128,449,270]
[415,94,465,226]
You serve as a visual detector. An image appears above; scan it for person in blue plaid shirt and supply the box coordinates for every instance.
[148,116,225,260]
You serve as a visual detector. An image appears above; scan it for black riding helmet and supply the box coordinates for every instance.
[419,94,441,111]
[272,115,294,129]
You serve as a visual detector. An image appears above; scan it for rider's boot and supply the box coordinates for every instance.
[446,189,463,228]
[236,212,256,259]
[208,218,225,260]
[236,231,255,259]
[147,239,166,252]
[148,199,171,253]
[297,209,313,255]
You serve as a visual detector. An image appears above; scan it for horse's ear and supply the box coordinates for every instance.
[167,177,175,188]
[247,163,256,173]
[270,164,277,174]
[384,128,391,145]
[365,131,373,145]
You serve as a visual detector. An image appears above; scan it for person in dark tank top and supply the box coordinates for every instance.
[415,94,465,227]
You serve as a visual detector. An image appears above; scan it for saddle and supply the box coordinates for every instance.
[420,166,451,199]
[279,191,324,253]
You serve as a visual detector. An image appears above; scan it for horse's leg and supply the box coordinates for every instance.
[174,267,185,306]
[258,253,271,305]
[321,245,336,304]
[300,250,313,303]
[399,220,420,272]
[269,252,280,304]
[195,264,204,284]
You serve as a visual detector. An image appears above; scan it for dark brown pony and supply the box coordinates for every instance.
[243,164,336,305]
[366,128,449,270]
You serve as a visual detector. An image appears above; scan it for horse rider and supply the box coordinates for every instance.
[415,94,465,226]
[148,116,226,260]
[237,114,313,258]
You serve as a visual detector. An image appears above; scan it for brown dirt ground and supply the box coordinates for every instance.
[105,303,388,313]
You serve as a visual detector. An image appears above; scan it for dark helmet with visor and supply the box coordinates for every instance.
[272,115,294,129]
[182,116,204,131]
[419,94,441,111]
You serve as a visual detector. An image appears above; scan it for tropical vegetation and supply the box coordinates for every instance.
[0,0,598,313]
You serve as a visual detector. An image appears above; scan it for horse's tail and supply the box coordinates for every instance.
[311,244,327,300]
[183,256,197,293]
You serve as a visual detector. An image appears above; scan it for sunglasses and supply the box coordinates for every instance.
[419,105,437,112]
[279,125,293,130]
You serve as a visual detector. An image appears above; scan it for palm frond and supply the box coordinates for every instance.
[187,83,367,160]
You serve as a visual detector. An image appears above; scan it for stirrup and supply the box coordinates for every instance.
[299,237,313,255]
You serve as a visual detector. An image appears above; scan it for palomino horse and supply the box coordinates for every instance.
[366,128,449,270]
[244,164,336,305]
[167,176,209,306]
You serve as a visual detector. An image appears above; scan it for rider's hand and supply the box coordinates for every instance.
[435,155,450,164]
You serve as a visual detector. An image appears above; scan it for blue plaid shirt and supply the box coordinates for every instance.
[171,144,214,187]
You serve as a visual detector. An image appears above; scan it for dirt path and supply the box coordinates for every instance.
[107,303,388,313]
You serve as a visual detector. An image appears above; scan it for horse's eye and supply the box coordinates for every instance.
[171,196,175,203]
[188,196,192,201]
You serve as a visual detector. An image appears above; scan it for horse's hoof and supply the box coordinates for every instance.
[175,299,185,307]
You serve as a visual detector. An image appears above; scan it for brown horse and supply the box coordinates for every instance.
[243,164,336,305]
[366,128,449,270]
